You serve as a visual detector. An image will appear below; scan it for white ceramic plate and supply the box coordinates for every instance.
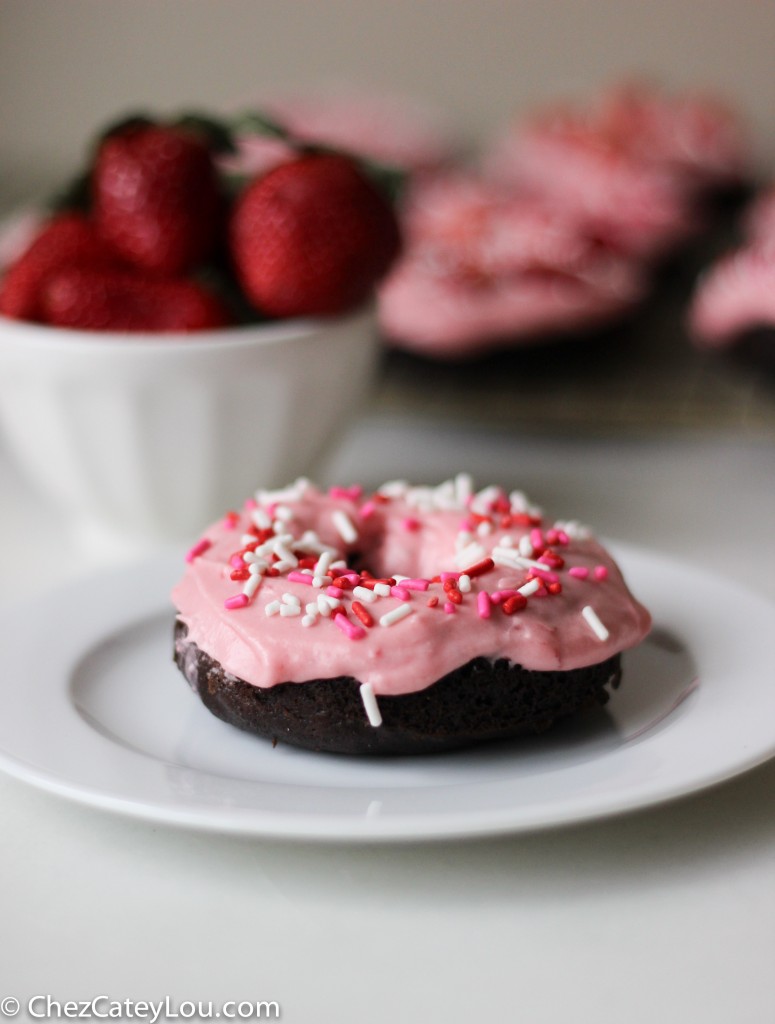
[0,544,773,842]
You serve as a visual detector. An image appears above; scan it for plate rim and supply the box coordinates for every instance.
[0,542,774,842]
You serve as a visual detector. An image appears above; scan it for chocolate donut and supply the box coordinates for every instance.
[171,476,651,755]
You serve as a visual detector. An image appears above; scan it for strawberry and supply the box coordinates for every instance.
[92,123,223,276]
[229,152,401,317]
[0,213,120,321]
[40,267,232,332]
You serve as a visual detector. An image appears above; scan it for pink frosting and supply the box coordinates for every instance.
[378,175,645,356]
[689,244,775,347]
[171,478,651,697]
[483,82,748,263]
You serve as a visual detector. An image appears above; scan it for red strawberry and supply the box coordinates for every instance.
[229,152,401,317]
[92,124,222,276]
[40,267,232,332]
[0,213,120,321]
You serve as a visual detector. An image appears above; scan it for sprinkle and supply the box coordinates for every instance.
[185,538,211,563]
[287,570,314,586]
[441,571,460,582]
[379,603,414,627]
[359,500,376,519]
[477,591,492,619]
[457,574,471,594]
[445,587,463,605]
[518,578,541,597]
[334,611,366,641]
[502,594,527,615]
[351,600,375,627]
[547,582,562,595]
[301,615,316,627]
[222,511,240,530]
[455,541,487,568]
[242,574,263,599]
[569,566,589,579]
[427,596,439,608]
[530,528,544,551]
[518,535,534,557]
[332,510,358,544]
[444,601,456,614]
[353,585,377,604]
[251,507,273,530]
[476,521,493,537]
[402,578,430,591]
[359,682,382,726]
[224,593,249,610]
[317,595,333,617]
[265,600,281,617]
[461,556,495,578]
[529,566,559,584]
[390,585,411,601]
[229,554,245,569]
[305,602,319,615]
[594,565,609,581]
[314,551,334,578]
[373,582,392,598]
[582,605,609,641]
[230,568,250,581]
[280,604,301,617]
[329,485,362,501]
[326,585,344,599]
[332,574,357,588]
[282,592,301,606]
[402,517,421,531]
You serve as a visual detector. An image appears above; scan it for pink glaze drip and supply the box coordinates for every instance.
[172,480,652,698]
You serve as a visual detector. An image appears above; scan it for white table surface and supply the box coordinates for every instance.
[1,412,773,1024]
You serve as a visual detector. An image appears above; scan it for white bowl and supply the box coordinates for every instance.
[0,306,379,546]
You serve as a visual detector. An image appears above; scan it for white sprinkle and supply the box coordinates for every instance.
[311,575,330,589]
[274,504,294,522]
[317,595,333,617]
[393,574,409,583]
[359,682,382,727]
[273,559,297,574]
[240,533,258,545]
[378,479,409,498]
[458,574,472,593]
[280,604,301,617]
[353,585,377,603]
[455,541,487,568]
[251,508,272,530]
[332,509,358,545]
[509,490,530,513]
[500,535,514,547]
[379,603,414,627]
[314,551,334,577]
[301,615,317,628]
[582,605,610,641]
[455,530,473,551]
[455,472,473,506]
[519,535,534,557]
[476,520,493,537]
[518,578,541,597]
[373,582,391,598]
[492,550,523,570]
[305,602,319,616]
[265,600,281,617]
[273,541,298,567]
[242,574,262,599]
[297,530,334,556]
[282,592,301,606]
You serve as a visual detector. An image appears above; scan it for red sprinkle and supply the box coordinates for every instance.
[331,575,354,590]
[222,511,240,530]
[461,557,495,579]
[502,594,527,614]
[230,568,250,581]
[351,601,375,627]
[547,581,562,595]
[446,588,463,605]
[401,517,421,532]
[427,596,439,608]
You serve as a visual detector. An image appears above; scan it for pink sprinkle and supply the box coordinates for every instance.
[333,612,365,641]
[545,529,560,545]
[530,527,544,550]
[339,572,360,584]
[359,500,376,519]
[222,511,240,530]
[224,594,249,610]
[459,517,474,532]
[490,591,503,605]
[230,554,245,569]
[401,517,421,532]
[594,565,609,581]
[569,566,589,579]
[477,591,492,619]
[244,497,258,511]
[557,530,570,546]
[327,585,345,598]
[402,578,430,591]
[494,589,519,601]
[444,601,456,614]
[185,538,211,563]
[287,570,314,586]
[441,571,460,582]
[391,585,411,601]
